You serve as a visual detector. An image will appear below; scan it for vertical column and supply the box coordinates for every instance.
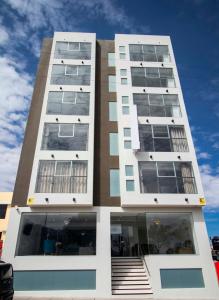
[96,208,112,297]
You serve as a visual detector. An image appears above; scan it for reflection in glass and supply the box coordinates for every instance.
[41,123,88,151]
[131,68,175,88]
[147,213,195,254]
[54,42,91,60]
[139,161,197,194]
[47,91,90,116]
[50,65,91,85]
[16,213,96,256]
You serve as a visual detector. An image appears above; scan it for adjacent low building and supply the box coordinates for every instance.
[2,32,219,299]
[0,192,12,257]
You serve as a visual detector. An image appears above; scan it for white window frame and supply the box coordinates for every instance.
[65,65,78,76]
[156,161,176,178]
[152,125,170,139]
[67,42,80,51]
[62,92,77,104]
[54,161,72,176]
[58,124,75,138]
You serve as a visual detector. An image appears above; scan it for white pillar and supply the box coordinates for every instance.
[96,207,112,297]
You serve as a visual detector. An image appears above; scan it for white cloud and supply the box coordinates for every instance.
[200,164,219,209]
[3,0,150,58]
[0,25,9,45]
[197,152,211,159]
[0,56,33,191]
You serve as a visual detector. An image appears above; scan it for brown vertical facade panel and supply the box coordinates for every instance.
[12,38,53,207]
[94,40,120,206]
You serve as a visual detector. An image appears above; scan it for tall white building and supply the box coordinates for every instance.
[3,32,219,299]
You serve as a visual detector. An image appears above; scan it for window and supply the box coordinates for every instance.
[50,65,91,86]
[108,53,115,67]
[125,165,134,176]
[120,69,127,76]
[147,213,195,254]
[109,102,117,121]
[124,128,131,137]
[139,161,197,194]
[133,93,181,117]
[54,42,91,60]
[110,169,120,197]
[139,125,189,152]
[47,91,90,116]
[126,180,135,191]
[109,133,119,156]
[16,213,96,256]
[160,269,204,288]
[121,78,128,85]
[122,106,129,114]
[0,205,7,219]
[119,46,125,52]
[119,53,126,59]
[131,67,175,88]
[108,75,116,92]
[129,44,170,62]
[124,140,132,149]
[122,96,129,104]
[35,160,88,193]
[41,123,89,151]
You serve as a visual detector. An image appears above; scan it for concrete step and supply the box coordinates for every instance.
[112,262,143,266]
[112,272,147,276]
[112,289,153,295]
[112,280,150,285]
[112,276,149,281]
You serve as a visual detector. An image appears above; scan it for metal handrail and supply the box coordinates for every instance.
[138,244,151,277]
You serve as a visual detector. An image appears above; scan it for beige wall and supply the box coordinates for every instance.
[0,192,13,241]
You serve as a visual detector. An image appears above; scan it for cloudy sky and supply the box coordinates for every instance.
[0,0,219,236]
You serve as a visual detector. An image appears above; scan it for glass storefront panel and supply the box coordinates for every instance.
[16,213,96,256]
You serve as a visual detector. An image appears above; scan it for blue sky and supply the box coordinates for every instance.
[0,0,218,236]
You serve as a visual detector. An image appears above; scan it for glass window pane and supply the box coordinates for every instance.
[108,53,115,67]
[109,102,117,121]
[119,46,125,52]
[124,128,131,137]
[147,213,195,255]
[47,92,90,116]
[110,169,120,196]
[126,180,135,191]
[122,96,129,104]
[0,205,7,218]
[109,133,119,156]
[160,269,204,288]
[41,123,88,151]
[124,141,132,149]
[121,78,128,85]
[122,106,129,114]
[159,68,173,78]
[146,67,159,78]
[59,124,74,137]
[153,125,169,138]
[158,177,177,193]
[120,53,126,59]
[35,160,87,193]
[16,213,96,256]
[120,69,127,76]
[125,165,134,176]
[139,162,158,193]
[139,125,153,152]
[108,75,116,92]
[157,162,175,176]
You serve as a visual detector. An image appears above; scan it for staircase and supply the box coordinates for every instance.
[111,257,153,296]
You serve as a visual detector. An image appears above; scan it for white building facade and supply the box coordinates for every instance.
[3,32,219,299]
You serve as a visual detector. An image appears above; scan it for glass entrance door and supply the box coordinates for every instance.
[111,215,141,257]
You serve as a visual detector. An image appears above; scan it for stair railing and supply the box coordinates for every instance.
[138,243,151,277]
